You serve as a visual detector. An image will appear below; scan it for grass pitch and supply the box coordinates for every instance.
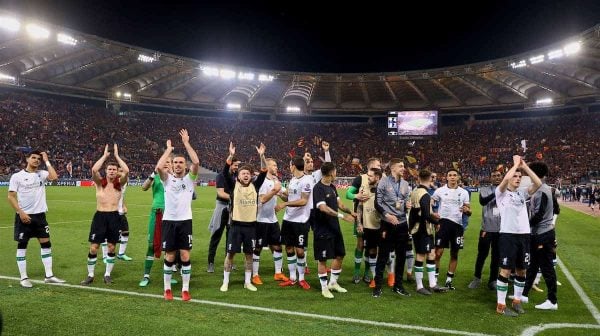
[0,186,599,336]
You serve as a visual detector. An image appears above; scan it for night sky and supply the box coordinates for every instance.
[3,0,600,73]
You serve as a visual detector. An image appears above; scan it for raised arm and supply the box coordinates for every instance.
[41,151,58,181]
[156,140,174,181]
[180,129,199,176]
[498,155,521,193]
[113,144,129,185]
[253,143,268,190]
[223,141,235,188]
[322,141,331,162]
[91,145,110,184]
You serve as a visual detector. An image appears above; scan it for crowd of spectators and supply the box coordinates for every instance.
[1,91,598,186]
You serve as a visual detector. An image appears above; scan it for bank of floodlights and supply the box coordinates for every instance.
[25,23,50,39]
[536,98,553,106]
[226,102,241,110]
[286,106,301,113]
[200,66,273,83]
[57,33,77,46]
[511,41,581,69]
[0,16,20,31]
[138,54,155,63]
[0,72,16,84]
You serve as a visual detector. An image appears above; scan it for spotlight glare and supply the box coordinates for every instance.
[529,55,544,64]
[547,49,564,60]
[0,16,20,32]
[226,103,241,110]
[536,98,553,105]
[219,69,236,80]
[563,41,581,56]
[26,23,50,39]
[57,33,77,46]
[202,66,219,77]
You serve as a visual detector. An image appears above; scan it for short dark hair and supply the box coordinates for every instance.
[290,156,304,171]
[369,167,382,179]
[231,157,240,164]
[238,165,253,174]
[106,161,119,168]
[529,161,549,179]
[320,162,336,176]
[27,150,42,158]
[446,168,460,176]
[419,169,432,180]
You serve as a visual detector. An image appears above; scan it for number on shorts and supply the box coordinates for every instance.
[298,234,304,246]
[45,226,50,233]
[524,252,530,264]
[456,236,464,246]
[188,235,193,244]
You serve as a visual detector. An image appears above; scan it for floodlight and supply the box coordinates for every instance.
[123,93,132,98]
[286,106,301,112]
[202,66,219,77]
[547,49,564,60]
[510,60,526,69]
[219,69,236,80]
[226,103,241,110]
[238,72,255,80]
[258,74,274,82]
[115,91,122,98]
[138,54,155,63]
[57,33,77,46]
[0,16,20,32]
[529,55,544,64]
[0,72,16,81]
[536,98,552,105]
[563,41,581,56]
[26,23,50,39]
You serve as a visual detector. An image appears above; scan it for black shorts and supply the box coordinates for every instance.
[161,219,193,251]
[89,211,121,244]
[120,214,129,232]
[362,228,381,250]
[498,233,530,270]
[256,221,281,248]
[281,220,310,248]
[435,219,464,251]
[14,213,50,242]
[412,232,434,254]
[227,224,256,254]
[313,233,346,261]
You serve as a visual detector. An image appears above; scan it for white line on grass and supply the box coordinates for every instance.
[518,257,600,336]
[556,257,600,324]
[0,275,494,336]
[521,323,600,336]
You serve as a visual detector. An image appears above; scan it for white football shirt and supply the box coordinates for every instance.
[163,173,196,221]
[9,169,49,214]
[283,174,313,223]
[432,185,470,225]
[257,177,278,223]
[495,188,531,234]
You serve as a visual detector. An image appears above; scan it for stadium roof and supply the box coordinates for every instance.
[1,12,599,115]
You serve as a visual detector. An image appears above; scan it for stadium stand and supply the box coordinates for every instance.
[1,91,598,185]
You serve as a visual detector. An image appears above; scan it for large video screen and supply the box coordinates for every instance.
[387,111,438,136]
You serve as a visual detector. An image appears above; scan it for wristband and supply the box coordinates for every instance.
[45,161,51,167]
[337,213,344,219]
[149,172,155,179]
